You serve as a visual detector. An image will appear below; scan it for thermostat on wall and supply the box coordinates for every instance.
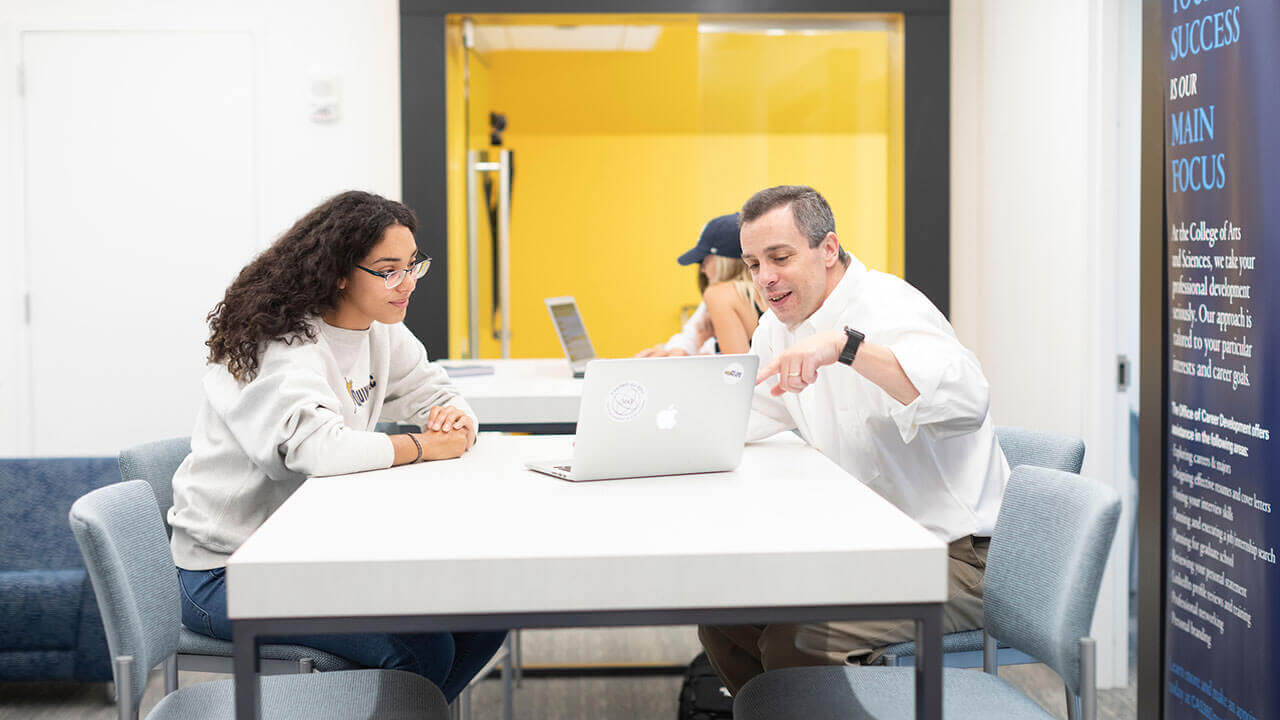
[309,72,341,124]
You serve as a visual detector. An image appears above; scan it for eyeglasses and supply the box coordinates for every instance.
[355,254,432,289]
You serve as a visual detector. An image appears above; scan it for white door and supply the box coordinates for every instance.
[21,30,257,456]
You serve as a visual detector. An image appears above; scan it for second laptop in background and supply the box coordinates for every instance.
[545,296,596,378]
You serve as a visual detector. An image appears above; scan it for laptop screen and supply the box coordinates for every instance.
[546,297,596,365]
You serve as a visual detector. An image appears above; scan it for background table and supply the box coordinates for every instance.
[439,359,581,433]
[228,434,949,719]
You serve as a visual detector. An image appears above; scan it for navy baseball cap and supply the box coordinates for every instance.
[677,213,741,265]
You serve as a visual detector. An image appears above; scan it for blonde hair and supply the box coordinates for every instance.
[697,254,749,293]
[697,254,760,311]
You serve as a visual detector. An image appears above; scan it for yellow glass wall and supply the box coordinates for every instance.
[446,14,903,359]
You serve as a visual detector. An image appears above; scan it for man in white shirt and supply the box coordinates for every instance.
[697,185,1010,694]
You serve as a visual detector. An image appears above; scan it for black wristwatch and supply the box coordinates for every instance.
[837,327,865,366]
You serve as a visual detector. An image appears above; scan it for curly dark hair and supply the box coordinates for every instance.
[206,190,418,382]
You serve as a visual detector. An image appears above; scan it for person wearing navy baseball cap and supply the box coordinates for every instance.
[636,213,764,357]
[677,213,743,266]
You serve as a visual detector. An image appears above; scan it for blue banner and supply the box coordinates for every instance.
[1164,2,1278,719]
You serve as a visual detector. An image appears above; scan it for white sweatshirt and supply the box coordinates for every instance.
[168,319,475,570]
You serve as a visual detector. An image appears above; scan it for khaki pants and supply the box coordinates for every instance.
[697,535,989,695]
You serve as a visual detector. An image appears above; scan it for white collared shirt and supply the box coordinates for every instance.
[748,257,1009,542]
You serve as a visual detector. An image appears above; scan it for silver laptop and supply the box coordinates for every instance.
[525,354,759,481]
[545,296,596,378]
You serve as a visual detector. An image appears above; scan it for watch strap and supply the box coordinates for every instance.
[838,327,865,366]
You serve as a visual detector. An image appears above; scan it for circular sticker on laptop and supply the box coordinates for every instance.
[606,381,647,422]
[722,361,746,385]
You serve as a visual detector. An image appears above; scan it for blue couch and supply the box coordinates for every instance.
[0,457,116,682]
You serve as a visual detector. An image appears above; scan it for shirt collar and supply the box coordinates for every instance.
[798,255,867,333]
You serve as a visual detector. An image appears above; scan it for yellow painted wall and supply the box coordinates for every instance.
[445,15,903,359]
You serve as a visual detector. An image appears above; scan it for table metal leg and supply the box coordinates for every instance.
[512,629,522,687]
[233,621,261,720]
[914,606,943,720]
[502,647,515,720]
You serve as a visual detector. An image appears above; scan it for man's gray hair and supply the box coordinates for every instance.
[739,185,850,265]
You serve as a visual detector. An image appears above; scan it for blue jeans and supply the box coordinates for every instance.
[177,567,507,703]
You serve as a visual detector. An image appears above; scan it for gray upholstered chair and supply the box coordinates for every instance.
[123,436,517,720]
[119,438,359,693]
[734,465,1121,720]
[993,425,1086,475]
[68,479,448,720]
[876,425,1086,669]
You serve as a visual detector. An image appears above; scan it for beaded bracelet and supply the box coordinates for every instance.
[407,433,423,463]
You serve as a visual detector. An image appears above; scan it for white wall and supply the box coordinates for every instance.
[951,0,1142,689]
[0,0,403,454]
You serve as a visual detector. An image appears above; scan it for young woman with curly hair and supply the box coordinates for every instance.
[168,190,505,702]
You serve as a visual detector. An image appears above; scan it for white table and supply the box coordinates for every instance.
[438,359,581,432]
[228,434,948,719]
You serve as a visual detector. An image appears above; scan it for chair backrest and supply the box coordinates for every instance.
[68,480,181,708]
[118,437,191,534]
[996,425,1085,473]
[984,466,1120,696]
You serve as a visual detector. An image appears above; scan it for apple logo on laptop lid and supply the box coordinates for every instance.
[656,404,679,430]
